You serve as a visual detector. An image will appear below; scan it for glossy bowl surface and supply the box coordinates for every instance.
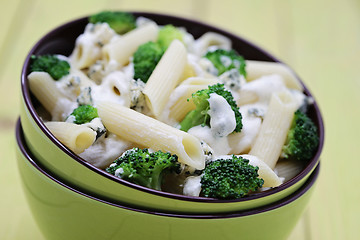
[15,119,319,240]
[20,12,324,214]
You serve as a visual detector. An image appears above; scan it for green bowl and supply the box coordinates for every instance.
[20,12,324,214]
[16,119,320,240]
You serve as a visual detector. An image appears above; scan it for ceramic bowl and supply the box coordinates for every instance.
[15,119,320,240]
[20,12,324,214]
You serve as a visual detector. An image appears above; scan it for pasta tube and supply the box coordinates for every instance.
[240,154,283,188]
[69,68,95,88]
[246,60,304,91]
[143,39,187,118]
[166,77,218,122]
[45,121,96,154]
[28,72,67,113]
[97,101,205,170]
[192,32,232,56]
[249,89,298,169]
[102,22,158,66]
[70,23,116,69]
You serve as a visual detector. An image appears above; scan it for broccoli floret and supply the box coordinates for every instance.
[282,110,319,161]
[180,83,242,132]
[157,24,184,50]
[204,49,246,77]
[89,11,136,34]
[68,105,99,124]
[30,55,70,80]
[133,41,164,82]
[132,25,184,82]
[67,105,106,139]
[200,155,264,199]
[106,148,181,190]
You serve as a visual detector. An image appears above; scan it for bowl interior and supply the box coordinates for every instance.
[21,12,325,205]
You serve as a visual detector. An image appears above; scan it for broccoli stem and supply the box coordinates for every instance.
[149,168,165,190]
[180,108,209,132]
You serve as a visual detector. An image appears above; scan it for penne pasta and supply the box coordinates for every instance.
[70,68,96,88]
[165,77,218,123]
[102,22,158,66]
[70,23,116,69]
[249,89,298,169]
[70,40,100,69]
[246,60,304,91]
[192,32,232,56]
[143,39,187,118]
[180,76,219,86]
[179,63,197,82]
[236,90,259,106]
[97,101,205,170]
[240,154,283,188]
[28,72,67,113]
[45,121,97,154]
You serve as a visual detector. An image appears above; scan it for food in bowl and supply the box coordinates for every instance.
[15,119,320,240]
[26,11,320,199]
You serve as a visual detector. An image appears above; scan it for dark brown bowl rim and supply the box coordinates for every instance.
[16,118,319,218]
[20,11,324,203]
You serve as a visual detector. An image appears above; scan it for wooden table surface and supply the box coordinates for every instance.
[0,0,359,239]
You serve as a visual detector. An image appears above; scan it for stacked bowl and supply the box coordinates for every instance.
[16,12,324,240]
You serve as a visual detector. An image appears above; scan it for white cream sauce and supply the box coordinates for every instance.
[188,125,231,156]
[55,74,81,101]
[183,175,202,197]
[51,97,78,121]
[69,23,116,69]
[208,93,236,137]
[91,71,131,107]
[228,105,262,154]
[79,133,132,169]
[240,74,287,114]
